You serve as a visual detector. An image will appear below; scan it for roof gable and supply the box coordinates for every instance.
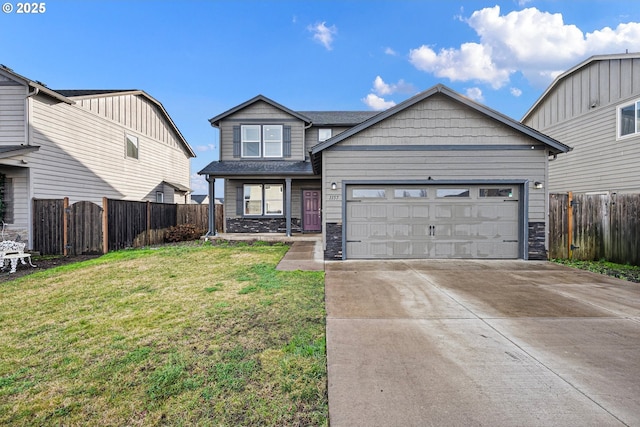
[0,65,73,104]
[209,94,312,126]
[312,84,571,156]
[57,89,195,158]
[522,52,640,122]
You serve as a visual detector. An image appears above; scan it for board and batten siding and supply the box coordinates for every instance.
[75,94,190,157]
[29,94,191,206]
[321,94,549,224]
[524,57,640,193]
[0,82,27,145]
[219,101,307,161]
[525,57,640,130]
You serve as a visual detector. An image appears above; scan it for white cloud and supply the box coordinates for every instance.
[409,43,511,89]
[372,76,416,96]
[362,94,396,111]
[510,87,522,97]
[308,21,337,50]
[190,173,208,193]
[196,144,216,152]
[409,5,640,88]
[465,87,484,102]
[384,47,398,56]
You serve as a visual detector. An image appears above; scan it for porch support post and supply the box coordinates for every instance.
[285,178,292,237]
[206,176,217,237]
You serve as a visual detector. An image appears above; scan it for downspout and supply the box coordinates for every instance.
[25,87,39,146]
[25,87,39,250]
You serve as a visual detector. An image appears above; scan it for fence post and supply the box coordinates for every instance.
[567,191,573,259]
[102,197,109,254]
[63,197,69,256]
[146,200,151,246]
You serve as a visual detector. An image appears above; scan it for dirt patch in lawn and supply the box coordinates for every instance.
[0,254,101,283]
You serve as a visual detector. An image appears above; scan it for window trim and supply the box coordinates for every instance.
[243,183,284,217]
[263,125,283,158]
[617,99,640,140]
[241,125,262,158]
[156,191,164,203]
[125,133,139,159]
[318,128,332,142]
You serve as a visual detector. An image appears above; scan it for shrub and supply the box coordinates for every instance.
[165,224,204,243]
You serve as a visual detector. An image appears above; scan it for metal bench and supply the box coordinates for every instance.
[0,240,36,273]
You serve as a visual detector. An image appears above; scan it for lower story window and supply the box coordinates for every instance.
[244,184,283,216]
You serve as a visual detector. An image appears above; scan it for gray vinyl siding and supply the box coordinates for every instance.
[304,126,350,154]
[542,103,640,193]
[28,93,191,205]
[0,83,27,145]
[321,95,548,225]
[219,101,307,161]
[524,57,640,193]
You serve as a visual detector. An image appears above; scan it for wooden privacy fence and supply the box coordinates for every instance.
[33,198,223,255]
[549,192,640,265]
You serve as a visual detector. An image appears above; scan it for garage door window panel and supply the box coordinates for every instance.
[480,188,513,198]
[394,189,428,198]
[437,188,470,198]
[352,189,386,198]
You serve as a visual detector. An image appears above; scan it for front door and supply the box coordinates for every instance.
[302,189,321,232]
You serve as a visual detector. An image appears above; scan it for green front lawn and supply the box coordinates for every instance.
[0,242,327,426]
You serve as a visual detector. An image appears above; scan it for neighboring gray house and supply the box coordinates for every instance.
[0,65,195,247]
[522,52,640,193]
[199,85,570,260]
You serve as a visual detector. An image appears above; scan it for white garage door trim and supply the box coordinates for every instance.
[342,180,528,260]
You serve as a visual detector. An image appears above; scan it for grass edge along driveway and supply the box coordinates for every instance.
[0,242,327,426]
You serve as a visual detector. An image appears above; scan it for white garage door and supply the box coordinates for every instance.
[346,185,520,259]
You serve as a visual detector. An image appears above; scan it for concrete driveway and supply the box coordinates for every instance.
[325,260,640,427]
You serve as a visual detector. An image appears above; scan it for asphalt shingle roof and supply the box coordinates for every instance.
[199,161,315,177]
[298,111,379,126]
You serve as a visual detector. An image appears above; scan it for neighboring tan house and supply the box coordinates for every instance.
[199,85,570,260]
[522,52,640,194]
[0,65,195,247]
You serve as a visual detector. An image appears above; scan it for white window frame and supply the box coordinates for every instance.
[126,134,139,159]
[244,184,263,215]
[156,191,164,203]
[241,125,261,158]
[243,183,284,216]
[618,100,640,139]
[264,184,284,215]
[263,125,283,158]
[319,128,332,142]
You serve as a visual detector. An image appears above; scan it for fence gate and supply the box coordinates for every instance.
[33,199,65,255]
[67,200,103,255]
[33,198,103,255]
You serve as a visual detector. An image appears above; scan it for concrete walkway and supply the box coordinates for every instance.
[276,240,324,271]
[325,259,640,427]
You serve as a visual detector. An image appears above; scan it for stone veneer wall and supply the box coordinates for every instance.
[226,218,301,233]
[528,221,546,260]
[325,223,342,260]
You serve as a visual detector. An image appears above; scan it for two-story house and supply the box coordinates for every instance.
[522,52,640,194]
[200,85,570,260]
[0,65,195,247]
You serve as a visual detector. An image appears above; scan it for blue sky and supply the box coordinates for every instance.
[2,0,639,196]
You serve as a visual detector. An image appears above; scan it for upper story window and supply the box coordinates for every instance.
[619,100,640,138]
[126,134,139,159]
[241,124,283,158]
[319,128,332,142]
